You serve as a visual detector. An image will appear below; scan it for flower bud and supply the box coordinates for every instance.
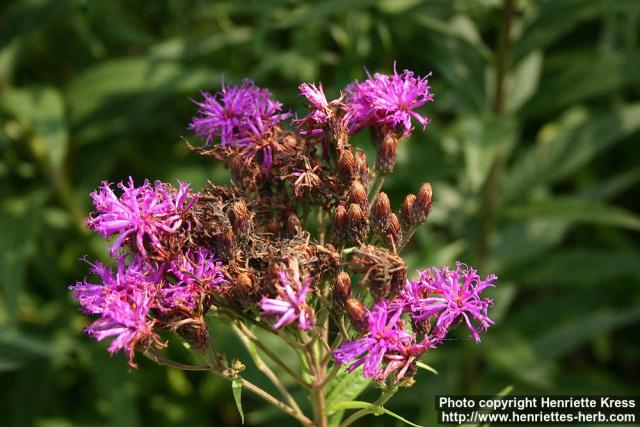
[236,273,254,294]
[371,192,391,233]
[345,298,368,332]
[400,194,416,227]
[386,212,402,247]
[334,272,352,307]
[375,131,398,174]
[228,200,251,232]
[349,180,368,209]
[347,203,365,223]
[347,203,369,243]
[354,151,369,186]
[412,182,432,224]
[332,204,348,241]
[337,149,356,180]
[286,211,302,236]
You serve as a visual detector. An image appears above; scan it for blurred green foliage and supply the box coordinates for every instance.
[1,0,639,426]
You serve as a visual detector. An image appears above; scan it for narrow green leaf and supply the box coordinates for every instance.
[0,86,68,175]
[326,366,371,426]
[505,50,543,112]
[415,361,438,375]
[501,104,640,205]
[533,308,640,360]
[232,377,245,424]
[503,197,640,231]
[328,400,424,427]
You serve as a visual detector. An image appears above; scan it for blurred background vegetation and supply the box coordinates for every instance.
[1,0,640,426]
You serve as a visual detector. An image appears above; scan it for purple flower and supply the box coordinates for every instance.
[400,263,496,342]
[345,65,433,136]
[87,178,198,256]
[162,247,226,309]
[70,255,163,366]
[260,270,315,330]
[85,289,159,366]
[70,255,162,314]
[189,80,291,148]
[333,301,413,378]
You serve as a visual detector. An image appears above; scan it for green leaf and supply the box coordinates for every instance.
[0,86,68,176]
[521,249,640,288]
[503,197,640,231]
[232,377,244,424]
[505,50,543,113]
[533,308,640,360]
[456,116,515,191]
[501,104,640,205]
[328,400,424,427]
[326,366,371,426]
[524,51,640,116]
[415,361,438,375]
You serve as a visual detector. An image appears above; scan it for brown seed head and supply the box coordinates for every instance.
[371,192,391,233]
[386,212,402,247]
[354,151,369,185]
[228,200,250,232]
[347,203,366,223]
[286,211,302,236]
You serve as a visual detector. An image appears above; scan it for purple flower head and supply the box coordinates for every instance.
[260,265,315,330]
[400,263,496,342]
[70,255,163,366]
[85,289,159,366]
[295,82,348,137]
[333,301,413,378]
[189,79,291,148]
[345,65,434,136]
[162,247,226,309]
[70,255,162,315]
[87,178,198,256]
[377,337,436,382]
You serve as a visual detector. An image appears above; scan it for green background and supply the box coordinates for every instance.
[1,0,639,426]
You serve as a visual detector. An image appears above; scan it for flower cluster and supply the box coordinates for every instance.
[333,263,495,381]
[72,65,495,404]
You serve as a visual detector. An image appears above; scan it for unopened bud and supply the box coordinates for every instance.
[337,150,356,180]
[412,182,432,224]
[375,131,398,174]
[334,272,352,307]
[349,180,368,209]
[236,273,253,294]
[286,211,302,236]
[401,194,416,227]
[332,204,348,241]
[354,151,369,186]
[228,200,250,232]
[386,213,402,247]
[347,203,365,223]
[345,298,368,332]
[371,192,391,233]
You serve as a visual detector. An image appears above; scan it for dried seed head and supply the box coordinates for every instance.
[286,211,302,236]
[281,134,301,153]
[337,149,356,180]
[228,200,250,232]
[412,182,432,224]
[371,192,391,233]
[401,194,416,227]
[345,298,368,332]
[375,131,398,174]
[349,180,368,208]
[334,272,352,306]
